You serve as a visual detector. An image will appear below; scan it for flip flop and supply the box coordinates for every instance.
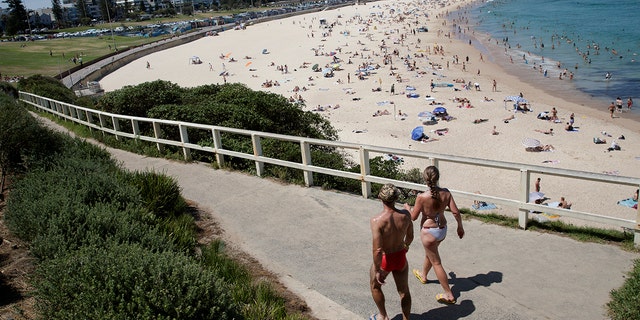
[435,293,456,305]
[369,313,379,320]
[412,269,427,284]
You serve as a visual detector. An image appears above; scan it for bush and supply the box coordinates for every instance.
[29,202,174,260]
[126,170,187,219]
[0,94,62,191]
[0,82,18,98]
[96,80,184,117]
[607,259,640,319]
[4,140,140,244]
[35,242,240,320]
[17,75,77,104]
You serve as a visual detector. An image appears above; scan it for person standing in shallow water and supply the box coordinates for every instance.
[404,166,464,305]
[370,184,413,320]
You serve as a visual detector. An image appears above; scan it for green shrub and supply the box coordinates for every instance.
[126,170,187,219]
[96,80,184,117]
[159,213,197,254]
[35,242,240,320]
[607,259,640,319]
[29,203,172,260]
[0,94,61,191]
[17,75,77,104]
[4,144,140,243]
[0,82,18,98]
[200,240,298,320]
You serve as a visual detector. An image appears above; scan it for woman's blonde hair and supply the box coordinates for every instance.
[422,166,440,203]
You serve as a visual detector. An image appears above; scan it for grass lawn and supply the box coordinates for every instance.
[0,9,281,78]
[0,35,160,77]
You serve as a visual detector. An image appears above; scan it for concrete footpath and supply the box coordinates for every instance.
[102,147,637,320]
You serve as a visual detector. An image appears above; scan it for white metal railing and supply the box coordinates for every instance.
[19,91,640,246]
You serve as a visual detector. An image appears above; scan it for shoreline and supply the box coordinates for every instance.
[99,0,640,228]
[447,0,640,132]
[448,0,640,135]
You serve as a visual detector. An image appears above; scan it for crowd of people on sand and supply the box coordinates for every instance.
[373,109,391,117]
[530,177,573,209]
[261,80,280,88]
[288,92,305,104]
[312,104,339,112]
[608,97,633,118]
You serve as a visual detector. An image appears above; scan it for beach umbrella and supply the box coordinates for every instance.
[504,96,527,104]
[322,68,333,76]
[411,126,424,141]
[529,192,545,202]
[521,137,541,148]
[312,64,319,71]
[433,106,447,114]
[417,111,434,118]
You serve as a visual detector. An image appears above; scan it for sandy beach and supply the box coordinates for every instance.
[100,0,640,228]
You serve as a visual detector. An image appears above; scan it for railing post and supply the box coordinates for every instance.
[112,116,120,140]
[98,113,106,136]
[152,122,163,152]
[178,124,191,160]
[300,141,313,187]
[131,119,140,137]
[70,105,77,119]
[252,134,264,177]
[211,128,224,167]
[519,169,530,229]
[360,147,371,199]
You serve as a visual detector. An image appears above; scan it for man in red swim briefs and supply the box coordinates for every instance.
[370,184,414,320]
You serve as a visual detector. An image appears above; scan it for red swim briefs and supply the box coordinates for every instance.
[381,248,408,272]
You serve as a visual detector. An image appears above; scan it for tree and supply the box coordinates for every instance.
[139,0,146,13]
[75,0,88,22]
[99,0,113,22]
[51,0,64,28]
[2,0,29,36]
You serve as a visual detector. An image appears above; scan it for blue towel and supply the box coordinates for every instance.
[472,202,497,210]
[617,198,638,208]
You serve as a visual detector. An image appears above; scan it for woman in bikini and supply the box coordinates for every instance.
[404,166,464,304]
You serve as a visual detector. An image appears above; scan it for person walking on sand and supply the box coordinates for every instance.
[370,184,414,320]
[535,177,541,192]
[404,166,464,305]
[628,97,633,111]
[492,79,497,92]
[609,102,615,118]
[390,83,395,96]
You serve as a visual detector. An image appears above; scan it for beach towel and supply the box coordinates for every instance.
[376,101,390,106]
[406,92,420,98]
[531,212,561,223]
[617,198,638,208]
[471,202,497,210]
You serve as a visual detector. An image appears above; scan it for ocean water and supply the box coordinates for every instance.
[456,0,640,115]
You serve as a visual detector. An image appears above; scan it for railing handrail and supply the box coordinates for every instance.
[19,91,640,246]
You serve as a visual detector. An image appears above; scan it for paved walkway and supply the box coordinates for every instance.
[37,113,638,320]
[100,147,636,320]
